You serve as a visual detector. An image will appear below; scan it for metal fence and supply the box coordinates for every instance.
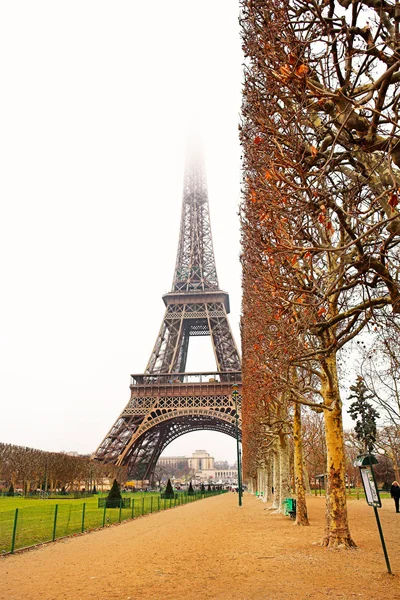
[0,490,226,554]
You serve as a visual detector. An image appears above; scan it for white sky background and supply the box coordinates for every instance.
[0,1,243,463]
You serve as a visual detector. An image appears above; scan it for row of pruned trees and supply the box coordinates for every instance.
[0,442,127,493]
[249,407,399,493]
[240,0,400,548]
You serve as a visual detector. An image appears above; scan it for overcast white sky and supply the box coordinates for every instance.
[0,1,243,464]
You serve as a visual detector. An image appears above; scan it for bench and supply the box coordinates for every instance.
[283,497,296,519]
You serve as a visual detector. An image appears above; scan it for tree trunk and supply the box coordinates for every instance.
[258,464,264,499]
[322,354,356,548]
[272,433,290,513]
[260,465,265,498]
[262,462,269,502]
[279,430,291,508]
[271,445,280,510]
[268,458,273,499]
[293,402,309,526]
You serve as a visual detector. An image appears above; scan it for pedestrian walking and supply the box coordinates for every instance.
[390,481,400,513]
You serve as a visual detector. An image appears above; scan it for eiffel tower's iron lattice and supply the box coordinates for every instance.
[93,145,242,481]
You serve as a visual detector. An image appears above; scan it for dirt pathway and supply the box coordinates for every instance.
[1,493,400,600]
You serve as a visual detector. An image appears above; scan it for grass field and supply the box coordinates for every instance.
[0,491,146,511]
[311,488,391,500]
[0,488,389,555]
[0,491,209,554]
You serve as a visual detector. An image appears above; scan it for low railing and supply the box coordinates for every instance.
[130,371,242,386]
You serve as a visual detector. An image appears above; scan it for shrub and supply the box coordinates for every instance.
[106,479,122,508]
[161,478,175,499]
[188,481,194,496]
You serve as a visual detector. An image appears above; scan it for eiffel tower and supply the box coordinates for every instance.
[93,143,242,481]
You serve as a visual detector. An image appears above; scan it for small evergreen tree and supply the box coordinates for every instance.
[207,483,212,492]
[161,478,174,499]
[201,483,205,493]
[106,479,122,508]
[348,376,380,453]
[7,483,14,497]
[188,481,194,496]
[92,484,97,494]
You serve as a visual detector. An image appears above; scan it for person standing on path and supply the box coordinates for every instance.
[390,481,400,512]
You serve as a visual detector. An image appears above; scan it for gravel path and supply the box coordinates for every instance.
[1,493,400,599]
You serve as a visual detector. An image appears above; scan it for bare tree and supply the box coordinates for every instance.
[0,442,126,493]
[240,0,400,547]
[361,316,400,424]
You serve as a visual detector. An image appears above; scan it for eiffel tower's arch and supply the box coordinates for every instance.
[94,372,242,480]
[93,143,242,481]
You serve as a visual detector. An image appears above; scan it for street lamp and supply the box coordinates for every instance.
[232,383,243,507]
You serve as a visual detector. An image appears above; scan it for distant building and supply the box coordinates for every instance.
[157,456,188,468]
[215,460,229,470]
[188,449,215,471]
[157,450,237,484]
[213,469,238,484]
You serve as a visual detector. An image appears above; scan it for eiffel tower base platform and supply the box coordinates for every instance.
[94,372,242,481]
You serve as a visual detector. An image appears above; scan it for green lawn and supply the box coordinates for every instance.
[0,492,138,512]
[346,489,390,500]
[312,489,391,500]
[0,491,219,554]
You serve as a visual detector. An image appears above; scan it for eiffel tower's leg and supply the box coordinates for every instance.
[176,323,190,374]
[145,305,186,374]
[118,421,190,480]
[123,423,170,480]
[145,304,210,375]
[146,300,241,376]
[207,303,241,372]
[94,414,145,463]
[123,421,191,480]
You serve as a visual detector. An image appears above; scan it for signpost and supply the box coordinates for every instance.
[354,454,392,575]
[360,466,380,507]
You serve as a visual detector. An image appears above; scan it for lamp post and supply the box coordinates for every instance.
[232,384,242,507]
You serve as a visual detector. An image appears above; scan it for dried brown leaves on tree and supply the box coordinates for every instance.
[240,0,400,547]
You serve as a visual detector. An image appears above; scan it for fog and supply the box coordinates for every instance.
[0,1,243,464]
